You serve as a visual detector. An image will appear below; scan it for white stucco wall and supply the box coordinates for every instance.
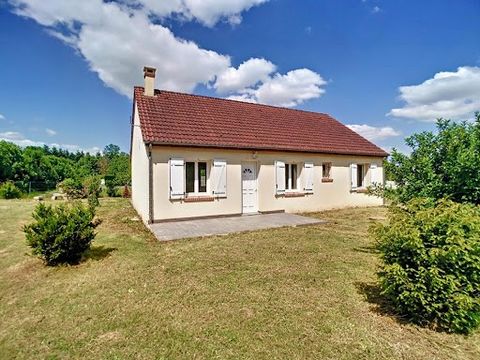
[145,146,384,222]
[130,104,150,223]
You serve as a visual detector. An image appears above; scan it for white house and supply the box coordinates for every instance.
[131,67,387,223]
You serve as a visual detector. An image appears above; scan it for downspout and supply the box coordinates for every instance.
[148,143,154,224]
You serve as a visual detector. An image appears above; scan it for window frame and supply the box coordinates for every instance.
[285,163,300,192]
[185,160,209,196]
[322,162,332,179]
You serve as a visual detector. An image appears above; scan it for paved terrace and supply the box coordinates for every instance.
[149,213,325,241]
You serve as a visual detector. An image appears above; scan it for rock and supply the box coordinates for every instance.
[51,193,64,200]
[369,216,386,221]
[33,196,43,201]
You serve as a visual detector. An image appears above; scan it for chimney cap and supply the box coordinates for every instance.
[143,66,156,78]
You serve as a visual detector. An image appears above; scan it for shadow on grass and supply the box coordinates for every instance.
[84,245,117,261]
[355,282,409,325]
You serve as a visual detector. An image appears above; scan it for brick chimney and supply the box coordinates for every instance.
[143,66,156,96]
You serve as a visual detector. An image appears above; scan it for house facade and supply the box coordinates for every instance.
[131,67,387,223]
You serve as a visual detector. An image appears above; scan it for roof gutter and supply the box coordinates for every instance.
[147,143,154,224]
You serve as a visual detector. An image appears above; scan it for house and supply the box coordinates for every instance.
[131,67,388,224]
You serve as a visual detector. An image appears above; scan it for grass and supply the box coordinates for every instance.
[0,198,478,359]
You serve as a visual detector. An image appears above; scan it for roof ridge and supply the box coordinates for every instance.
[133,86,332,118]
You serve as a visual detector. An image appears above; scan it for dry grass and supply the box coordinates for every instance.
[0,198,478,359]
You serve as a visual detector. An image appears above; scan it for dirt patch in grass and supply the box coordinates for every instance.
[0,199,478,359]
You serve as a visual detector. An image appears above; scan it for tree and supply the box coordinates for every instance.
[386,112,480,205]
[0,140,22,182]
[103,144,121,159]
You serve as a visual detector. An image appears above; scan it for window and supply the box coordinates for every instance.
[322,162,332,179]
[357,164,365,188]
[285,163,298,190]
[185,161,208,194]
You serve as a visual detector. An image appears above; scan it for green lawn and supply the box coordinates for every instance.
[0,198,478,359]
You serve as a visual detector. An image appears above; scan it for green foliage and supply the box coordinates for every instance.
[83,175,101,207]
[372,198,480,334]
[387,113,480,204]
[0,181,23,199]
[24,202,101,265]
[0,140,130,195]
[59,178,84,199]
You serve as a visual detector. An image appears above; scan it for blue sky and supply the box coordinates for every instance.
[0,0,479,153]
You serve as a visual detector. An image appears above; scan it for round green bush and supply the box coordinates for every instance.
[372,198,480,334]
[24,202,101,265]
[0,181,22,199]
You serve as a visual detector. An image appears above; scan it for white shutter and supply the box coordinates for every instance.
[304,162,314,193]
[370,163,381,185]
[211,159,227,197]
[350,163,358,190]
[169,158,184,199]
[275,161,286,195]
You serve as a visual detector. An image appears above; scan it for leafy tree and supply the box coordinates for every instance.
[103,144,121,159]
[106,153,131,186]
[386,112,480,205]
[0,140,23,182]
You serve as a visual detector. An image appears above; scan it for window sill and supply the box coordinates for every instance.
[184,195,215,202]
[321,178,333,183]
[284,192,305,198]
[351,187,368,193]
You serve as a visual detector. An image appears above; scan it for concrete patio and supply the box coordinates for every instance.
[148,213,325,241]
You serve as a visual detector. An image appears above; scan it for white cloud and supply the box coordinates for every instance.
[389,66,480,121]
[0,131,99,153]
[10,0,326,108]
[0,114,5,120]
[346,124,401,141]
[138,0,269,27]
[45,128,57,136]
[214,58,276,94]
[230,69,327,107]
[372,6,381,13]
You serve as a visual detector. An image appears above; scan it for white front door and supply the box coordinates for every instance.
[242,162,258,213]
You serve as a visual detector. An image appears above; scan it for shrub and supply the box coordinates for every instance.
[59,178,84,199]
[0,181,22,199]
[371,198,480,334]
[83,175,101,207]
[24,202,101,265]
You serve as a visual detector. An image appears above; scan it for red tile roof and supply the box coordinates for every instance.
[134,87,388,157]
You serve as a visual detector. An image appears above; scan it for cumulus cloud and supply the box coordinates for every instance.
[214,58,276,94]
[9,0,325,107]
[0,130,100,153]
[227,69,327,107]
[45,128,57,136]
[138,0,269,27]
[346,124,401,141]
[389,66,480,121]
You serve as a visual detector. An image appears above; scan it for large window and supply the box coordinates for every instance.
[185,161,207,194]
[285,163,298,190]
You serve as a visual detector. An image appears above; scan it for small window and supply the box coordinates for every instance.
[185,161,208,194]
[285,163,298,190]
[322,162,332,179]
[357,164,364,188]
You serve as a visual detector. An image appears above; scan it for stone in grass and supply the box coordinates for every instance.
[33,195,43,201]
[51,193,64,200]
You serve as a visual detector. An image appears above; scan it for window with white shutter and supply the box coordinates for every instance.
[350,163,358,190]
[211,159,227,197]
[275,161,286,195]
[304,162,314,193]
[169,158,185,199]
